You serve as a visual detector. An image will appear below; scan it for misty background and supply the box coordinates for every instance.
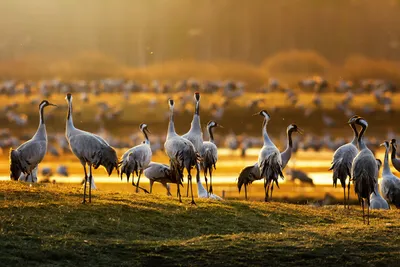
[1,0,400,67]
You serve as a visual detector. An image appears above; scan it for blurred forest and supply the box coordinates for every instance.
[0,0,400,85]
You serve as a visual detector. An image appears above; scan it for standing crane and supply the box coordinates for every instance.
[238,123,301,200]
[257,110,284,202]
[329,115,359,209]
[389,139,400,172]
[200,121,222,195]
[10,100,56,181]
[164,99,199,204]
[65,93,119,203]
[350,116,377,224]
[120,123,152,193]
[182,92,203,196]
[370,159,390,210]
[144,162,183,196]
[380,141,400,208]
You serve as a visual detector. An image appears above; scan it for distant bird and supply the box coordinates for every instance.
[257,110,284,202]
[380,141,400,208]
[144,162,182,196]
[196,174,222,200]
[10,100,56,181]
[65,93,119,203]
[351,116,377,225]
[370,159,390,210]
[238,123,301,200]
[287,169,314,186]
[120,123,152,193]
[164,99,199,204]
[200,121,222,194]
[389,139,400,172]
[182,92,203,196]
[41,167,53,178]
[56,165,69,177]
[330,116,359,209]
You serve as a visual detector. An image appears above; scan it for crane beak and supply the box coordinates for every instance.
[297,127,304,135]
[49,103,57,107]
[379,142,386,147]
[217,124,224,128]
[145,127,151,134]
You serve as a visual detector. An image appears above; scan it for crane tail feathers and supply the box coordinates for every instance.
[331,158,351,188]
[237,165,258,193]
[9,148,22,180]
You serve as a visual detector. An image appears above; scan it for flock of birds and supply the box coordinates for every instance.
[6,88,400,225]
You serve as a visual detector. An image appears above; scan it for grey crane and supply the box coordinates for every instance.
[350,116,377,225]
[144,162,183,196]
[286,169,314,186]
[120,123,152,193]
[182,92,203,196]
[329,115,359,209]
[370,159,390,210]
[380,141,400,208]
[10,100,56,181]
[238,123,301,200]
[257,110,284,202]
[65,93,119,203]
[200,121,222,195]
[389,139,400,172]
[164,99,200,204]
[196,172,223,200]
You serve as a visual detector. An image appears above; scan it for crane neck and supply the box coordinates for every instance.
[357,123,367,150]
[391,143,397,161]
[66,99,75,131]
[350,123,358,146]
[262,118,273,146]
[195,100,200,115]
[383,145,391,176]
[167,106,177,138]
[190,114,202,132]
[282,128,293,155]
[207,125,215,143]
[39,103,46,125]
[142,129,150,145]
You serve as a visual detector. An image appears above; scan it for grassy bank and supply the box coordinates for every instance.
[0,182,399,266]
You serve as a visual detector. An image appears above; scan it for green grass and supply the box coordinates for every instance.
[0,182,399,266]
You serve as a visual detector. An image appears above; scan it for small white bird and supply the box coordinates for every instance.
[370,159,390,210]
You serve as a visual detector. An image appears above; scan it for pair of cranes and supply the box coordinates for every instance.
[331,115,400,224]
[10,92,221,204]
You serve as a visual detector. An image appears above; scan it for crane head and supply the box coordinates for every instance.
[168,99,174,108]
[139,123,151,134]
[207,121,223,128]
[288,124,303,135]
[379,140,389,148]
[194,92,200,102]
[66,93,72,101]
[39,100,57,109]
[347,115,360,124]
[254,110,270,120]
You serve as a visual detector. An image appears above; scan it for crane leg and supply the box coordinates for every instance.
[149,180,154,194]
[204,170,209,197]
[88,164,93,203]
[347,181,351,209]
[176,181,182,203]
[188,172,196,205]
[270,182,274,199]
[209,169,213,195]
[136,170,142,193]
[244,184,248,201]
[367,197,370,225]
[264,178,269,202]
[343,186,346,210]
[82,165,88,204]
[186,177,190,197]
[362,199,365,224]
